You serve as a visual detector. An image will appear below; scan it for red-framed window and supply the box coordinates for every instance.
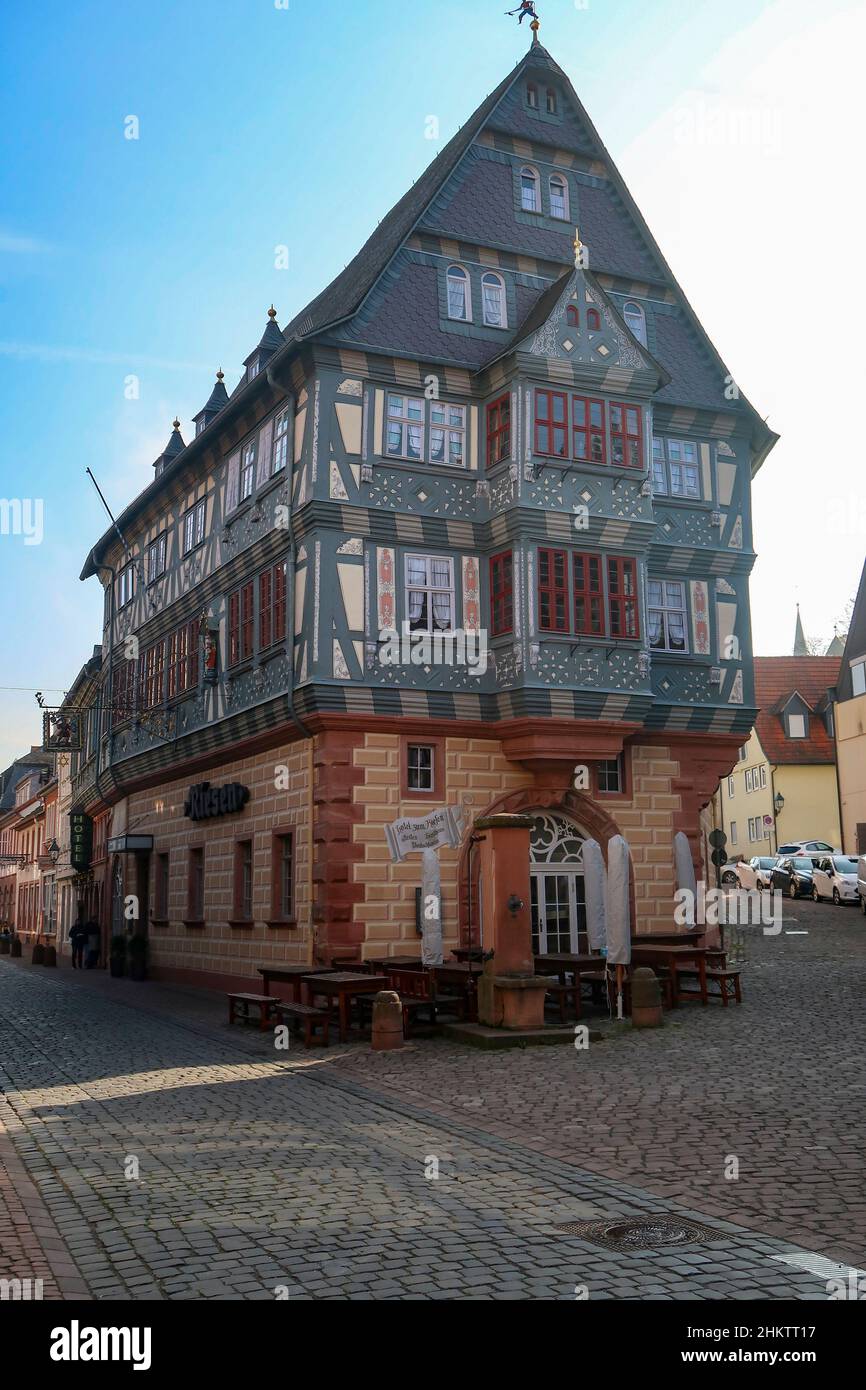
[534,390,568,458]
[538,548,569,631]
[113,660,136,721]
[167,620,199,699]
[486,394,511,468]
[607,557,640,638]
[573,553,604,635]
[587,308,601,331]
[610,402,643,468]
[139,640,164,709]
[567,305,579,327]
[229,582,255,666]
[260,562,287,650]
[572,397,606,465]
[489,551,513,636]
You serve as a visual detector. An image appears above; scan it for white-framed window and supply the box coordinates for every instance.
[730,821,738,846]
[430,403,466,468]
[653,437,701,499]
[759,765,767,788]
[446,264,471,321]
[851,658,866,696]
[739,745,748,761]
[597,755,623,793]
[745,768,754,792]
[240,441,256,501]
[647,579,688,653]
[247,356,260,382]
[404,554,454,632]
[385,393,424,461]
[545,87,557,115]
[116,562,135,610]
[748,816,763,842]
[787,713,806,738]
[183,499,206,555]
[147,533,167,583]
[481,272,506,328]
[623,300,647,346]
[272,410,289,474]
[526,83,538,109]
[727,776,735,797]
[407,744,435,792]
[549,173,569,220]
[520,165,541,213]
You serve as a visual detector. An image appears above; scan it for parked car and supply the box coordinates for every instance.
[811,855,859,904]
[858,856,866,917]
[734,856,778,891]
[777,840,840,856]
[771,856,817,899]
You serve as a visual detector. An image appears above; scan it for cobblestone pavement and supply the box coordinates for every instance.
[0,898,862,1300]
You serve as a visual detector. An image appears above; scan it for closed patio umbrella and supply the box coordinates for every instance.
[420,847,444,967]
[605,835,632,1019]
[674,831,697,926]
[582,838,607,952]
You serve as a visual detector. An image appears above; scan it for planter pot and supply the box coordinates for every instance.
[129,961,147,982]
[31,943,44,965]
[109,958,125,979]
[0,938,10,954]
[43,945,57,968]
[10,938,22,957]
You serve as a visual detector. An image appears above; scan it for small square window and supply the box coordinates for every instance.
[407,744,434,792]
[597,756,623,793]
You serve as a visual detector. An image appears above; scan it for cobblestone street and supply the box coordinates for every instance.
[1,898,864,1301]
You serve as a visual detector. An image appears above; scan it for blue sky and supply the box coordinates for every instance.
[1,0,862,769]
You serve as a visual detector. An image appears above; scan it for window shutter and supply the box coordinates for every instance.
[257,421,273,486]
[225,451,240,514]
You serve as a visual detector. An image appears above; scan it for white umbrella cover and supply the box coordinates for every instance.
[582,838,607,952]
[605,835,632,967]
[420,847,444,967]
[674,831,697,925]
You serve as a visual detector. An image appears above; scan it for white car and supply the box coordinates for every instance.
[777,840,840,856]
[811,855,859,905]
[735,856,778,891]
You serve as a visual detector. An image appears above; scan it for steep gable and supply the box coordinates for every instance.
[754,657,840,765]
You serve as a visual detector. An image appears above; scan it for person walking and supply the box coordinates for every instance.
[69,915,88,969]
[84,919,101,969]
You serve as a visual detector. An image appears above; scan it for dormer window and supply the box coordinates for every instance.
[546,88,557,114]
[446,264,470,321]
[549,174,569,220]
[196,418,206,437]
[587,307,601,331]
[481,272,506,328]
[787,713,807,738]
[623,301,647,346]
[527,83,538,109]
[566,305,579,327]
[247,357,260,382]
[520,166,541,213]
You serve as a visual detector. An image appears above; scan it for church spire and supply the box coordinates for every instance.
[793,604,808,656]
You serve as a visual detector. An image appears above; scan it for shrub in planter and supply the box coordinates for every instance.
[109,935,127,979]
[10,936,22,957]
[43,945,57,967]
[128,934,148,982]
[31,942,45,965]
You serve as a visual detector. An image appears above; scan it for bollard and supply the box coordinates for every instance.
[371,990,404,1050]
[43,945,57,968]
[31,942,44,965]
[630,966,664,1028]
[10,937,21,957]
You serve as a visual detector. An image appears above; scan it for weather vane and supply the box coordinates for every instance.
[505,1,540,27]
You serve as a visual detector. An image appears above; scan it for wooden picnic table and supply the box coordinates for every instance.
[432,961,483,1022]
[258,965,334,1003]
[630,944,709,1007]
[365,955,423,971]
[302,972,387,1042]
[632,931,702,947]
[534,953,603,986]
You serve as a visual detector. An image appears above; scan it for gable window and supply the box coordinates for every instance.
[147,534,167,583]
[446,264,470,321]
[526,83,538,109]
[481,272,506,328]
[851,659,866,696]
[607,557,640,638]
[116,562,135,610]
[167,620,199,699]
[648,579,688,653]
[260,561,287,650]
[623,301,647,346]
[490,551,513,637]
[486,394,511,468]
[573,553,604,635]
[549,173,569,220]
[546,87,557,115]
[240,441,257,502]
[405,554,454,632]
[183,499,206,554]
[430,403,466,467]
[534,389,568,457]
[610,403,643,469]
[520,165,541,213]
[407,744,435,792]
[587,307,601,331]
[247,357,260,382]
[538,548,569,632]
[567,305,579,327]
[385,393,424,461]
[572,397,606,464]
[228,581,255,666]
[787,713,806,738]
[272,409,289,474]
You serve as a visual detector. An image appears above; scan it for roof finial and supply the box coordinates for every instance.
[216,368,224,381]
[268,304,277,319]
[573,227,586,269]
[172,417,181,431]
[505,3,540,37]
[531,17,540,43]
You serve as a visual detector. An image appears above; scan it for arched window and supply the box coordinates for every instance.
[520,166,541,214]
[587,307,601,331]
[446,265,471,321]
[546,88,557,114]
[623,301,647,346]
[549,174,569,221]
[566,305,579,327]
[527,83,538,109]
[482,272,506,329]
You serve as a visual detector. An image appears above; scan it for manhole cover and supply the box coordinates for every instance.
[553,1217,720,1250]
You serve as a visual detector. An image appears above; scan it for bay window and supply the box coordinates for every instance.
[385,393,424,461]
[610,403,643,468]
[538,548,569,631]
[534,388,643,468]
[405,554,454,632]
[573,553,604,635]
[534,390,568,458]
[490,551,513,637]
[572,397,606,464]
[607,557,640,638]
[537,549,641,640]
[648,579,688,653]
[430,403,466,467]
[486,394,511,468]
[652,437,701,498]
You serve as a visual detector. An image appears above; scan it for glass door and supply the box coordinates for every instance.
[531,870,586,954]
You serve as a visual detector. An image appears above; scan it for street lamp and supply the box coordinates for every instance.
[47,839,61,865]
[774,792,785,817]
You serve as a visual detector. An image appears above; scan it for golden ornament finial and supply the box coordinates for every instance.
[531,18,540,41]
[268,305,277,319]
[573,227,584,268]
[172,417,180,431]
[216,368,224,381]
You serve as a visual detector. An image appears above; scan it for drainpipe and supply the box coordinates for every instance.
[769,764,780,853]
[266,367,310,743]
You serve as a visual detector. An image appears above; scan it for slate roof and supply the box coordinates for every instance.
[753,657,841,765]
[195,373,230,421]
[833,556,866,701]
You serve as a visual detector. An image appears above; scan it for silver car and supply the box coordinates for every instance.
[811,855,859,905]
[735,855,778,891]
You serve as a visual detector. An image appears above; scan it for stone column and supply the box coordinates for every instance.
[474,814,548,1030]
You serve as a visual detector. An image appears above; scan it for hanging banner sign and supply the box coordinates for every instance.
[69,810,93,872]
[385,805,464,864]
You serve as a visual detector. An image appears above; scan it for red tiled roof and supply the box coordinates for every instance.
[753,657,841,765]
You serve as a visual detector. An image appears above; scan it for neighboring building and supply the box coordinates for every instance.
[833,558,866,854]
[67,31,775,991]
[0,749,55,932]
[714,655,842,857]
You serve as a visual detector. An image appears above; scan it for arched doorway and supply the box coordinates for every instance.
[529,810,587,955]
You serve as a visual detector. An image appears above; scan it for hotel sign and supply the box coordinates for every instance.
[385,805,465,864]
[183,782,250,822]
[69,810,93,872]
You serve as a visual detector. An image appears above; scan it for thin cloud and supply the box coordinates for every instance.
[0,341,211,372]
[0,231,55,255]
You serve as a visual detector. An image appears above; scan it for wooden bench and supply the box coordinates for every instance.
[277,1001,330,1048]
[676,966,742,1006]
[537,975,581,1023]
[227,993,280,1030]
[384,967,465,1035]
